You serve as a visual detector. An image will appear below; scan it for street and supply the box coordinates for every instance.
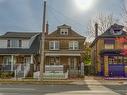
[0,79,126,95]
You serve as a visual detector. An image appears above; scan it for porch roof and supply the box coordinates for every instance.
[45,51,82,56]
[0,48,36,54]
[100,49,122,56]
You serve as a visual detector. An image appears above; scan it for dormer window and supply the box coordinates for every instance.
[60,28,68,35]
[7,39,22,48]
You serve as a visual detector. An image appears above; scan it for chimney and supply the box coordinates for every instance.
[95,23,98,38]
[45,21,49,35]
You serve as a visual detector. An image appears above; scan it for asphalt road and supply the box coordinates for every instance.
[103,84,127,95]
[0,83,89,95]
[0,80,126,95]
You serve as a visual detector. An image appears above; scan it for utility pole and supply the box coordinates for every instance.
[40,0,46,81]
[94,23,98,75]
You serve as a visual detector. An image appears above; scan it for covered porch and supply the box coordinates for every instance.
[44,51,83,78]
[0,54,34,78]
[99,49,127,77]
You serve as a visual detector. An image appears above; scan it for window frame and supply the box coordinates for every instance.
[104,44,114,49]
[49,41,59,50]
[69,41,79,50]
[60,28,68,35]
[104,39,115,49]
[7,39,22,48]
[123,44,127,49]
[49,57,60,65]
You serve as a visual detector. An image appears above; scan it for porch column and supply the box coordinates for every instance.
[11,55,14,71]
[31,55,33,64]
[104,56,109,77]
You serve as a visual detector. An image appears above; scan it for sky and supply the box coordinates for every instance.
[0,0,125,40]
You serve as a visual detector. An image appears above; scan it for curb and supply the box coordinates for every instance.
[0,80,80,85]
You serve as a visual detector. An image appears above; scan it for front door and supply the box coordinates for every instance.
[68,57,78,77]
[68,57,77,70]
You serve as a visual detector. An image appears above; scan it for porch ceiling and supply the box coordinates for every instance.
[45,53,81,56]
[45,51,81,56]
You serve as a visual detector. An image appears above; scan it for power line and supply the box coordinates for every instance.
[47,5,92,37]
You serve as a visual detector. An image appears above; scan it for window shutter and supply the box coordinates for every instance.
[7,40,10,48]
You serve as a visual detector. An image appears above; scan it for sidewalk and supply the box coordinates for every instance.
[0,76,127,85]
[85,76,127,85]
[0,78,84,85]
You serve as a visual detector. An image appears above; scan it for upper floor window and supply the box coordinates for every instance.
[104,39,114,49]
[7,39,22,48]
[69,41,79,50]
[60,29,68,35]
[123,44,127,49]
[49,41,59,50]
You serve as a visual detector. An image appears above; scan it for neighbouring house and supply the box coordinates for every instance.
[90,23,127,77]
[0,24,86,79]
[0,32,40,78]
[44,24,86,78]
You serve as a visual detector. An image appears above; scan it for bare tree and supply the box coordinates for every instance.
[121,3,127,31]
[87,13,119,38]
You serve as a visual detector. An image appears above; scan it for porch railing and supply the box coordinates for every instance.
[0,64,24,72]
[0,63,31,78]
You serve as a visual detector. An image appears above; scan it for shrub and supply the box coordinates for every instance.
[0,72,14,79]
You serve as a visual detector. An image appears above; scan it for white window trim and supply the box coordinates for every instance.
[49,41,59,50]
[60,28,68,35]
[7,39,22,48]
[69,41,79,50]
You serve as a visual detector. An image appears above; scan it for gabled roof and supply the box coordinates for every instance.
[90,24,127,47]
[0,32,40,39]
[57,24,71,29]
[100,24,126,37]
[46,24,85,38]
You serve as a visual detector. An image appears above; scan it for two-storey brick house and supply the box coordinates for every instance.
[0,32,40,78]
[91,24,127,77]
[44,24,86,78]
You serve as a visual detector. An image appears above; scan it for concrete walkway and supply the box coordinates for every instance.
[45,78,122,95]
